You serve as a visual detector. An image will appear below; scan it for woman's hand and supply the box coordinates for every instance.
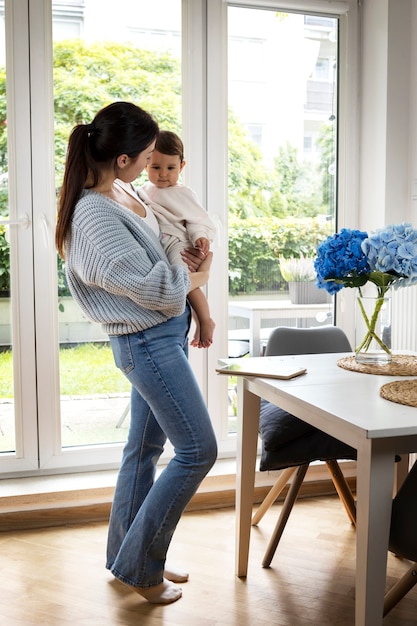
[181,247,207,273]
[196,250,213,272]
[187,251,213,291]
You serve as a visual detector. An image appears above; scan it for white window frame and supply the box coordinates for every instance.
[0,0,359,477]
[185,0,360,460]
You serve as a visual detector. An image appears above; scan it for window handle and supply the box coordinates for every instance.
[0,214,30,229]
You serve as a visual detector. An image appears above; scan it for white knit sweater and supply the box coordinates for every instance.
[139,181,216,245]
[64,190,190,336]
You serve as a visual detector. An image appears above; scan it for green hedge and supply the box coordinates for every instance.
[228,216,332,295]
[0,225,9,293]
[0,216,332,298]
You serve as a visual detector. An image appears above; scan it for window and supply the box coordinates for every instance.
[0,0,359,476]
[0,0,184,475]
[227,7,338,373]
[204,0,357,453]
[53,0,183,456]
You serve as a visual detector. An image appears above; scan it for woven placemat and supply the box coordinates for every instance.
[337,354,417,376]
[380,379,417,407]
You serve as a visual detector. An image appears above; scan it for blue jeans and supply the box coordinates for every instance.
[106,307,217,588]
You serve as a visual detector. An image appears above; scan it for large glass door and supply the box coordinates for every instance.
[52,0,182,452]
[0,0,184,475]
[47,0,183,469]
[0,0,39,473]
[0,0,14,456]
[0,0,356,475]
[227,7,338,361]
[205,1,352,448]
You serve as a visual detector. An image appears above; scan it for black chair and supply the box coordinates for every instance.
[251,325,357,568]
[384,460,417,616]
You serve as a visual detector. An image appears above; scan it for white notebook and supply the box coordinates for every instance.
[216,356,307,380]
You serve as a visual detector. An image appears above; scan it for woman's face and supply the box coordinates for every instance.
[117,141,156,183]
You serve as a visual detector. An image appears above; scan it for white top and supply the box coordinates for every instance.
[114,179,160,237]
[139,200,160,236]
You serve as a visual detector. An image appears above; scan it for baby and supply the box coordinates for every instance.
[139,131,216,348]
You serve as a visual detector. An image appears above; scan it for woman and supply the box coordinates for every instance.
[56,101,217,604]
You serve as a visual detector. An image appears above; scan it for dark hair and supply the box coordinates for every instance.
[56,101,159,258]
[155,130,184,162]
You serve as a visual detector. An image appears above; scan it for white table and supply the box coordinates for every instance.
[229,299,332,356]
[235,352,417,626]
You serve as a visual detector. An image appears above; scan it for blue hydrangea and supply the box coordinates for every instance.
[314,222,417,294]
[361,223,417,287]
[314,228,370,294]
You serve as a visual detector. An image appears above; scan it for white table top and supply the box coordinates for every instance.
[245,352,417,442]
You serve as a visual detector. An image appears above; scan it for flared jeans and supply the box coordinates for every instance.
[106,308,217,588]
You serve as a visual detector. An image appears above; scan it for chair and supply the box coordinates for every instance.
[252,325,357,568]
[384,460,417,616]
[228,339,250,358]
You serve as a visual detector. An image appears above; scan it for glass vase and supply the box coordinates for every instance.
[355,286,392,365]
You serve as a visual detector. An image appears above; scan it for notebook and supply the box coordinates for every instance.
[216,356,307,380]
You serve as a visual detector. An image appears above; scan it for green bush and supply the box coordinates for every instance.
[228,216,332,295]
[0,216,333,298]
[0,225,10,293]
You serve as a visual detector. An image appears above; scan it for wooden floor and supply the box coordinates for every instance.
[0,495,416,626]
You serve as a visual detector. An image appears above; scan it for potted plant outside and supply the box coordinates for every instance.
[279,256,330,305]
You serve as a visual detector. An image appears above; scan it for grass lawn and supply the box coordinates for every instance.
[0,343,130,398]
[0,342,237,449]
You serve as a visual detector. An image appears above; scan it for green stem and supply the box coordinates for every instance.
[355,291,391,356]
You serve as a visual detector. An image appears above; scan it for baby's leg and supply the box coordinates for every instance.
[188,288,215,348]
[161,238,214,347]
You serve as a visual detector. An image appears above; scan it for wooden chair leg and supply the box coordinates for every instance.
[252,467,296,526]
[262,463,309,568]
[325,459,356,526]
[384,561,417,616]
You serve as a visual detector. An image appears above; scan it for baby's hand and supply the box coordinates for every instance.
[195,237,210,255]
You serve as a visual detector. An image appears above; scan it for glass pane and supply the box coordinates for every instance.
[228,8,337,362]
[52,0,182,448]
[0,1,15,454]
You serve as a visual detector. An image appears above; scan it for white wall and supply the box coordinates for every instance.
[359,0,413,230]
[359,0,417,351]
[410,1,417,223]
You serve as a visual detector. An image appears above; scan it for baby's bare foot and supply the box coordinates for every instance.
[198,318,215,348]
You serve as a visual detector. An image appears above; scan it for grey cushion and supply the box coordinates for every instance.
[259,399,356,472]
[259,399,314,450]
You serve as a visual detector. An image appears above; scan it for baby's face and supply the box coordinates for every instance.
[146,151,184,188]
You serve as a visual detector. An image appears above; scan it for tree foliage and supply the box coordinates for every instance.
[0,40,336,296]
[317,120,337,210]
[228,110,277,218]
[53,39,182,187]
